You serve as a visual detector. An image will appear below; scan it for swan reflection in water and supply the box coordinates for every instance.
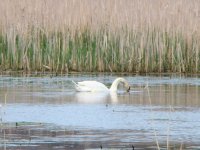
[75,92,119,104]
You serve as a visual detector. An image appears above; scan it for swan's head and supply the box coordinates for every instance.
[110,77,130,92]
[126,85,131,92]
[123,79,130,92]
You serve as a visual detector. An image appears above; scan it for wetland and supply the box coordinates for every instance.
[0,74,200,149]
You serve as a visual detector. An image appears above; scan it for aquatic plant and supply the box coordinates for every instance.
[0,0,199,73]
[0,27,199,73]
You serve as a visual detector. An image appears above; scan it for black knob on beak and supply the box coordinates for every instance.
[127,86,130,92]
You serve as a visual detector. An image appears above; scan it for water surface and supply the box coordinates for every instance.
[0,74,200,149]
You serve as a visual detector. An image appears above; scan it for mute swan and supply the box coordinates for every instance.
[72,77,130,92]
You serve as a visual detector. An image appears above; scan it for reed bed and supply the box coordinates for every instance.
[0,0,200,73]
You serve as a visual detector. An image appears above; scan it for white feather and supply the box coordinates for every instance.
[72,78,130,92]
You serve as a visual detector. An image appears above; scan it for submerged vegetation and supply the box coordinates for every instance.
[0,0,200,73]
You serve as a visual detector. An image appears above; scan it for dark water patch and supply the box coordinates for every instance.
[0,123,199,150]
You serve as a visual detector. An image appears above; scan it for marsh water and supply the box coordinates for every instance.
[0,74,200,149]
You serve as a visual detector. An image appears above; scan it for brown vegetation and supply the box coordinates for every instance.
[0,0,199,73]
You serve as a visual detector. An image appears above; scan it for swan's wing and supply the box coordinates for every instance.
[77,81,109,92]
[72,80,91,92]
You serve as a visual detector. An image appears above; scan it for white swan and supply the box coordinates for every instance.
[72,77,130,92]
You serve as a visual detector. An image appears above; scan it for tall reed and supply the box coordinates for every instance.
[0,0,199,73]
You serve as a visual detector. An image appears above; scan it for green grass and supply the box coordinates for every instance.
[0,26,199,73]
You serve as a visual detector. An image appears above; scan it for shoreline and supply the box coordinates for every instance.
[0,70,200,77]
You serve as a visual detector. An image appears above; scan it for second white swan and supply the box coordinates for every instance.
[72,77,130,92]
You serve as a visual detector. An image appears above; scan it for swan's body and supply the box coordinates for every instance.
[73,77,130,92]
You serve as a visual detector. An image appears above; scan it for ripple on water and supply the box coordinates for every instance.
[0,74,200,149]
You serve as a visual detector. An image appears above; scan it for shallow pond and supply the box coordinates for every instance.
[0,74,200,149]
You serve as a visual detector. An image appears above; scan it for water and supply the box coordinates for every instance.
[0,74,200,149]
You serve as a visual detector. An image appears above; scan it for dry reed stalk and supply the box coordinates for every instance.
[2,0,200,36]
[145,83,160,150]
[0,0,199,73]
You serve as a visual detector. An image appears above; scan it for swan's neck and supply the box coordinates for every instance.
[110,78,122,91]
